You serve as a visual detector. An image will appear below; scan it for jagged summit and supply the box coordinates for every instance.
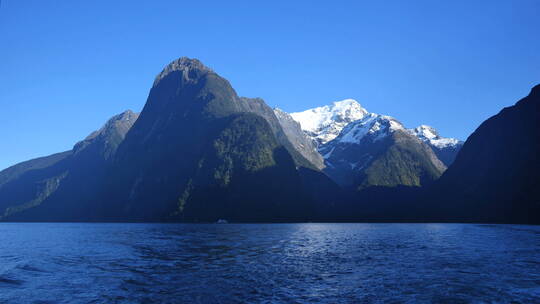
[153,57,213,87]
[319,110,446,188]
[73,110,139,159]
[290,99,369,145]
[333,114,404,146]
[287,98,462,187]
[413,125,438,137]
[81,110,139,142]
[289,99,462,156]
[409,125,461,149]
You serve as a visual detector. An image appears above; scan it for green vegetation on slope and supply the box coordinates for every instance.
[361,132,445,189]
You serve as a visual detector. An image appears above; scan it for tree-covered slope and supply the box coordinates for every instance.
[359,131,447,189]
[321,114,446,190]
[175,113,313,222]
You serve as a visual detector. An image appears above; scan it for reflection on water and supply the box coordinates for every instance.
[0,223,539,303]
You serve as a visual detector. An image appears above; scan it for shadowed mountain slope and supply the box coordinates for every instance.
[91,57,331,222]
[0,111,139,220]
[427,84,540,223]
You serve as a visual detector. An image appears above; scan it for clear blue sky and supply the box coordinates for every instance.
[1,0,539,170]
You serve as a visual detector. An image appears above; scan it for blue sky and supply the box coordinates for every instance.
[1,0,539,170]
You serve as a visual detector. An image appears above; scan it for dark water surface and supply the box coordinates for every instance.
[0,223,539,303]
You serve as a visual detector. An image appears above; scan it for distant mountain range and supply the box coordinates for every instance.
[284,99,462,189]
[0,57,537,223]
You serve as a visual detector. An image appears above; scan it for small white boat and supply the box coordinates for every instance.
[216,219,228,224]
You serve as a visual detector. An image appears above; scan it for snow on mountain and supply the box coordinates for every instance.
[317,111,446,188]
[273,108,325,169]
[276,98,465,187]
[320,113,407,159]
[408,125,463,166]
[289,99,461,152]
[409,125,462,149]
[287,98,464,172]
[289,99,369,145]
[338,114,405,145]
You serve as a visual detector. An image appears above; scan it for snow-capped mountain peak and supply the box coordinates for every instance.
[413,125,438,138]
[338,114,404,145]
[290,99,369,145]
[287,99,463,167]
[409,124,461,149]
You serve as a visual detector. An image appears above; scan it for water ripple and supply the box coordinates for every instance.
[0,223,538,303]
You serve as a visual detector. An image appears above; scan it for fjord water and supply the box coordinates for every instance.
[0,223,539,303]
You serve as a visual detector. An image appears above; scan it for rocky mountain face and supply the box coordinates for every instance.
[273,108,324,169]
[237,97,320,170]
[428,85,540,224]
[288,99,459,189]
[0,110,139,220]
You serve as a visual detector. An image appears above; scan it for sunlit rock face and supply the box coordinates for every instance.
[273,108,324,169]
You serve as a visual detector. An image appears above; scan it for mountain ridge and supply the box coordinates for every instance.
[287,99,459,188]
[1,57,537,224]
[289,99,462,154]
[0,109,140,220]
[84,57,332,222]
